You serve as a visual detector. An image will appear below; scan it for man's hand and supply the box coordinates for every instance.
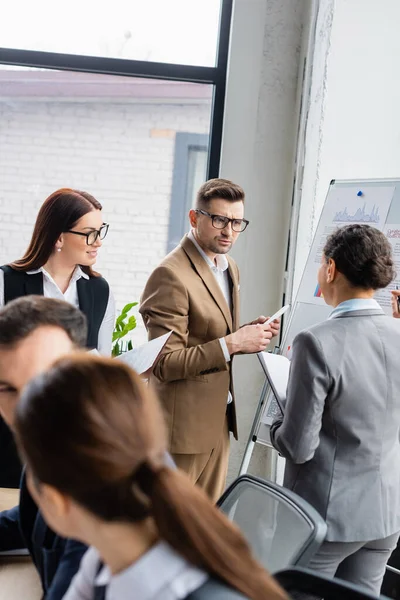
[391,290,400,319]
[225,324,273,355]
[250,315,281,338]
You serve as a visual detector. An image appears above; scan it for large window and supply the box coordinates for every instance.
[0,0,232,344]
[0,0,222,66]
[0,67,212,343]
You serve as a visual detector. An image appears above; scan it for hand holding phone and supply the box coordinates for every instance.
[265,305,290,325]
[391,287,400,318]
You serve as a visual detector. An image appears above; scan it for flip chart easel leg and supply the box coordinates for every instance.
[238,379,269,476]
[239,440,254,476]
[276,454,286,485]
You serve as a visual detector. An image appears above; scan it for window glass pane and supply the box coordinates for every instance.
[0,0,222,67]
[167,133,208,253]
[187,147,208,210]
[0,67,213,344]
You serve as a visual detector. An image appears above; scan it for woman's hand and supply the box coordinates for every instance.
[391,290,400,319]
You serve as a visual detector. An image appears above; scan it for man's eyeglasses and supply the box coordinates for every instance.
[66,223,109,246]
[195,209,249,233]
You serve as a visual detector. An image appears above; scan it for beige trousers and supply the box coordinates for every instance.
[172,417,230,503]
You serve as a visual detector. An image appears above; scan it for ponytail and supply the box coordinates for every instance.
[14,355,287,600]
[146,466,288,600]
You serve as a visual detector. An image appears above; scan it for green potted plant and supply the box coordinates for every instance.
[112,302,138,357]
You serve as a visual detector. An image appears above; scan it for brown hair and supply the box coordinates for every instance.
[324,224,395,289]
[15,356,287,600]
[0,296,87,349]
[196,178,245,209]
[10,188,102,277]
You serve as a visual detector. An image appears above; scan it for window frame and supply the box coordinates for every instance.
[0,0,233,179]
[168,132,209,253]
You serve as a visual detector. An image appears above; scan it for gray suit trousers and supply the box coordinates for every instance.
[305,531,400,597]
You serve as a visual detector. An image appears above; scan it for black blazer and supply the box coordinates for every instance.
[0,472,86,599]
[0,266,110,350]
[0,265,110,488]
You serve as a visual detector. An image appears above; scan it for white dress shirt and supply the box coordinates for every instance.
[63,541,208,600]
[0,266,115,355]
[188,230,233,403]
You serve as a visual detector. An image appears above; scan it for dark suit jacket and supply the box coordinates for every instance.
[0,266,111,489]
[140,235,240,454]
[0,473,86,599]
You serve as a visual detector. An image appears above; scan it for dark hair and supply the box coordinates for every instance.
[15,356,287,600]
[323,224,395,289]
[0,296,87,348]
[196,178,245,209]
[10,188,102,277]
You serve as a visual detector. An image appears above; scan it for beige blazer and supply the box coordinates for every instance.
[140,235,240,454]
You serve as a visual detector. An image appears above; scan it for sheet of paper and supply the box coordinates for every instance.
[261,394,282,426]
[117,331,172,374]
[258,351,290,414]
[281,301,331,359]
[265,305,290,324]
[297,185,395,306]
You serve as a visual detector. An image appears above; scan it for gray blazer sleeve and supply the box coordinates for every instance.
[270,329,331,464]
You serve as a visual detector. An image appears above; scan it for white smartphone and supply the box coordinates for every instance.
[265,304,290,325]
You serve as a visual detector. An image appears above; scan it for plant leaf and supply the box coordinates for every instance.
[112,341,120,357]
[112,330,125,342]
[115,314,126,328]
[119,302,138,320]
[112,301,138,350]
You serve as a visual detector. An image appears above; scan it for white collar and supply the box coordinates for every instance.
[26,265,89,281]
[95,541,205,599]
[187,230,229,272]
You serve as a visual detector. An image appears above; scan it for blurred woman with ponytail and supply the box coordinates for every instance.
[15,355,287,600]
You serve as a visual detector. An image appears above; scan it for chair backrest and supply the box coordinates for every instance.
[217,474,327,573]
[275,566,391,599]
[186,578,248,599]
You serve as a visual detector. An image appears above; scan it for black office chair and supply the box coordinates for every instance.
[217,474,327,573]
[382,558,400,598]
[275,566,392,599]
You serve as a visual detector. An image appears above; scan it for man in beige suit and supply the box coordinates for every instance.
[140,178,278,500]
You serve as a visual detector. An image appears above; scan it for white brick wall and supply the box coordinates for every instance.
[0,99,211,345]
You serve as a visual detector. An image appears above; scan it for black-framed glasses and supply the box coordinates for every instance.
[195,209,249,232]
[66,223,109,246]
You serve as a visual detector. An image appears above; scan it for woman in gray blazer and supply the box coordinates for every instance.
[271,224,400,595]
